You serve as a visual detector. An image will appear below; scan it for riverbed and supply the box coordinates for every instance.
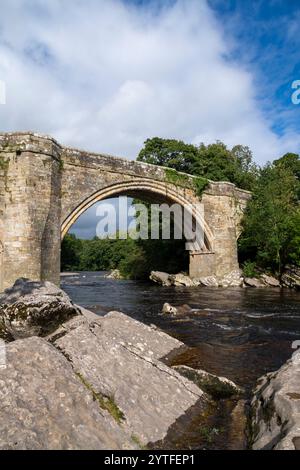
[61,271,300,449]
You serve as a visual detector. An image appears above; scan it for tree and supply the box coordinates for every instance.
[274,153,300,199]
[231,145,259,190]
[239,157,300,273]
[137,137,198,173]
[138,137,257,191]
[61,234,82,271]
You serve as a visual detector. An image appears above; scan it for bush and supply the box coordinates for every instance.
[242,261,259,278]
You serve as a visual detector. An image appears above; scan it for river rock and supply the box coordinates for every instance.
[198,276,219,287]
[106,269,123,280]
[0,279,80,340]
[149,271,172,286]
[250,349,300,450]
[281,265,300,290]
[173,365,243,399]
[261,274,280,288]
[162,303,179,315]
[161,303,192,316]
[53,311,207,446]
[219,270,244,288]
[169,273,198,287]
[0,336,135,450]
[244,277,265,288]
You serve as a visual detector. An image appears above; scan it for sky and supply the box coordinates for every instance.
[0,0,299,238]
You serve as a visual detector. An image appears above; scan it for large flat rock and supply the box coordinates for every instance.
[0,337,135,450]
[53,311,207,446]
[90,310,184,360]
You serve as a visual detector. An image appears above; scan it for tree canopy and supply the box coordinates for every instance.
[137,138,258,191]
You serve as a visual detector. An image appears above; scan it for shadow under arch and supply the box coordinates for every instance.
[61,179,213,252]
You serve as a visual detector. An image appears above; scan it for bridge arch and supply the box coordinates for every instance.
[61,178,213,253]
[0,132,251,290]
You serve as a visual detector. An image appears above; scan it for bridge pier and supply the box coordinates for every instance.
[189,252,216,278]
[0,133,62,291]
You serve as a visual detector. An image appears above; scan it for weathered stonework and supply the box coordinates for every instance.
[0,132,251,291]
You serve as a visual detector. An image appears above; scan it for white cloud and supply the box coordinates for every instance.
[0,0,299,163]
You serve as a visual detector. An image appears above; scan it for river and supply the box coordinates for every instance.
[61,271,300,450]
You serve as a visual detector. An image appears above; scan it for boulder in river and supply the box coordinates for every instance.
[218,270,244,288]
[261,274,281,288]
[161,303,192,316]
[162,303,179,315]
[0,278,80,340]
[250,349,300,450]
[169,273,198,287]
[105,269,124,280]
[149,271,172,286]
[198,276,219,287]
[244,277,266,288]
[150,271,200,287]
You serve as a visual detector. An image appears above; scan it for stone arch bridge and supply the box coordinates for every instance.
[0,132,251,291]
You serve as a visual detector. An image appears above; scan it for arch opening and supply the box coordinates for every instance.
[61,180,213,253]
[61,195,191,279]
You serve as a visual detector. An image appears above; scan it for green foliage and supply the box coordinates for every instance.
[118,245,149,280]
[164,168,189,186]
[138,137,198,173]
[137,137,257,191]
[199,426,224,444]
[193,176,209,197]
[242,260,259,278]
[61,233,82,271]
[239,155,300,273]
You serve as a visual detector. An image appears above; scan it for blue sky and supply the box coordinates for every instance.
[0,0,299,238]
[209,0,300,138]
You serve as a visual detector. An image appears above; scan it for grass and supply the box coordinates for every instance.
[165,168,209,198]
[76,372,125,424]
[199,426,224,444]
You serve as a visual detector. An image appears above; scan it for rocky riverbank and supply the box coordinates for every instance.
[0,278,243,450]
[250,348,300,450]
[150,265,300,290]
[1,278,299,450]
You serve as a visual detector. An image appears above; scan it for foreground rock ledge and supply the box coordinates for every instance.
[250,349,300,450]
[0,337,135,450]
[0,279,218,450]
[0,278,80,340]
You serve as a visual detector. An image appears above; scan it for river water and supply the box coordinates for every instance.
[61,272,300,450]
